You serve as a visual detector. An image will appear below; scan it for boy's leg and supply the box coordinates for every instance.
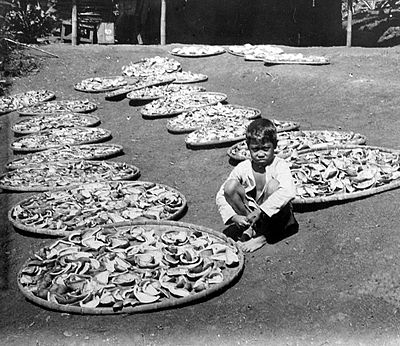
[222,179,252,241]
[238,210,279,253]
[239,210,268,252]
[239,179,297,253]
[223,179,251,216]
[253,202,298,241]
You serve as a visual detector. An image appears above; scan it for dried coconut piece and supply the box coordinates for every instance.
[133,290,159,304]
[111,272,138,286]
[207,270,224,285]
[161,230,188,245]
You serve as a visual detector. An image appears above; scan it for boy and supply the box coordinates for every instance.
[216,118,298,253]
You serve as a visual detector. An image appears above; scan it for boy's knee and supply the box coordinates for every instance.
[224,179,242,198]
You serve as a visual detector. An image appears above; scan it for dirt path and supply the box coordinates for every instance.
[1,43,400,345]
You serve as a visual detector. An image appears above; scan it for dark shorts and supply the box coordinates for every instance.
[223,202,299,243]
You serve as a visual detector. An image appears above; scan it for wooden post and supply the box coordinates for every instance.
[160,0,166,45]
[346,0,353,47]
[72,0,78,45]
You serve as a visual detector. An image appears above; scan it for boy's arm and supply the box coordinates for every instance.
[259,159,296,217]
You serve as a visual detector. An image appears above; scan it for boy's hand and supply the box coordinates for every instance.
[246,208,262,226]
[231,214,250,228]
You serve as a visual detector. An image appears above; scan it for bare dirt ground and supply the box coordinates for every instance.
[1,43,400,345]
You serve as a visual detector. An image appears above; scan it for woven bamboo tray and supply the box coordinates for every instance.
[11,127,112,153]
[127,95,160,102]
[18,101,98,116]
[37,91,56,102]
[105,86,143,100]
[0,161,140,192]
[171,73,208,84]
[8,181,188,237]
[0,91,56,115]
[141,108,184,119]
[18,91,56,104]
[122,59,182,77]
[12,114,101,135]
[275,122,300,132]
[166,123,198,135]
[226,48,246,57]
[17,220,244,315]
[6,144,124,170]
[186,134,246,150]
[104,76,176,100]
[291,145,400,205]
[166,104,262,135]
[74,76,138,93]
[170,48,226,58]
[141,92,228,119]
[227,46,284,58]
[244,55,267,62]
[127,86,206,103]
[0,108,14,115]
[227,131,367,162]
[24,91,56,104]
[264,59,330,65]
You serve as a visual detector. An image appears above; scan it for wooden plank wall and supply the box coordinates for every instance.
[115,0,343,46]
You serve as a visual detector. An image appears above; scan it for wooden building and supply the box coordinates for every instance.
[116,0,343,46]
[57,0,114,43]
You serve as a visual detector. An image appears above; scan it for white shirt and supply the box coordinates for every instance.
[216,157,296,224]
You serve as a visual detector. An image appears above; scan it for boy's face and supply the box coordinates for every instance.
[247,139,275,167]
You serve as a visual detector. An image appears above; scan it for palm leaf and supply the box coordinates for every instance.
[0,0,13,6]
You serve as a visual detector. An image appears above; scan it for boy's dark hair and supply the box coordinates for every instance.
[246,118,278,148]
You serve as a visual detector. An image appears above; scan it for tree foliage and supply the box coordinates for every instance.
[342,0,400,18]
[1,0,58,43]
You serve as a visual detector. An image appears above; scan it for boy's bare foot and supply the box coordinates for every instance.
[243,226,255,238]
[238,235,267,253]
[237,226,255,242]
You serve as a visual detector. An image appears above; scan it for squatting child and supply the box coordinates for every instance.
[216,118,298,253]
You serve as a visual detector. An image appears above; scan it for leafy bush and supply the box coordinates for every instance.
[3,0,58,43]
[0,0,45,95]
[342,0,400,18]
